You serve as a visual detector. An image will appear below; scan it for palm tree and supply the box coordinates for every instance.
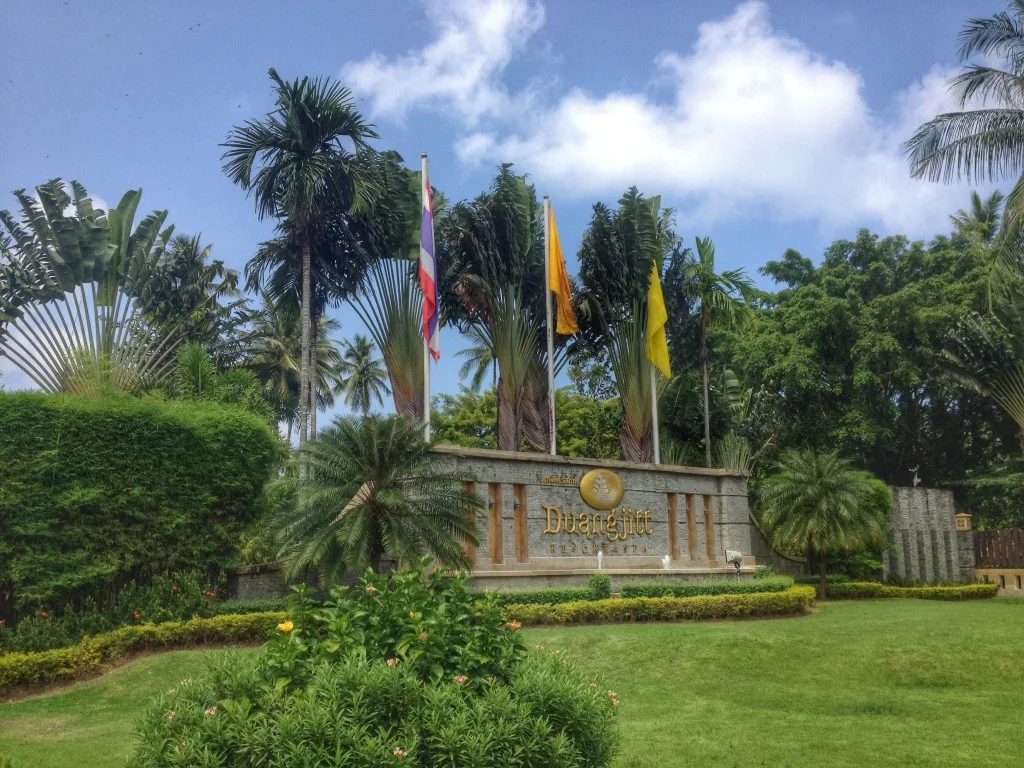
[271,414,481,580]
[336,334,389,414]
[576,189,679,461]
[944,301,1024,453]
[222,68,378,446]
[439,165,550,451]
[903,2,1024,290]
[758,449,891,599]
[951,190,1005,243]
[682,237,753,466]
[0,180,183,394]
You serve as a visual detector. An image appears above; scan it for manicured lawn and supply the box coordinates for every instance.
[2,600,1023,767]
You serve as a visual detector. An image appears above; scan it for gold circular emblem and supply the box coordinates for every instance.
[580,468,624,510]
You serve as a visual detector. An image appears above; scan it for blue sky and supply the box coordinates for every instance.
[0,0,1001,408]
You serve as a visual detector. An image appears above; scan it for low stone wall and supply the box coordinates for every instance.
[883,487,974,584]
[433,446,758,589]
[976,568,1024,596]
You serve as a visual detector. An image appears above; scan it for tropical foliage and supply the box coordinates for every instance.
[271,415,480,581]
[335,333,389,414]
[758,449,891,598]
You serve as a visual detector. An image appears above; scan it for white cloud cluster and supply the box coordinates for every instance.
[345,0,974,235]
[342,0,544,124]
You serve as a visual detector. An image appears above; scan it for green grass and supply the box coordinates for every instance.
[2,600,1023,767]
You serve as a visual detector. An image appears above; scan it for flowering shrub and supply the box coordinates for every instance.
[264,561,527,690]
[0,572,217,653]
[127,563,620,767]
[129,644,618,768]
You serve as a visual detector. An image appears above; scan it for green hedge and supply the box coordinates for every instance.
[619,575,793,599]
[504,586,815,626]
[484,574,612,607]
[826,582,999,600]
[211,598,290,615]
[0,392,281,615]
[0,612,285,695]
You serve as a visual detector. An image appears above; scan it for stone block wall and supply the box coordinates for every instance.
[883,486,974,583]
[433,446,757,586]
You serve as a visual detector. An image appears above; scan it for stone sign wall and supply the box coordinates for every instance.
[883,486,974,583]
[433,446,757,589]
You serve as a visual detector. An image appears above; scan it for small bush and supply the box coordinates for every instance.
[128,651,618,768]
[211,597,289,616]
[484,572,615,607]
[0,612,284,694]
[505,586,816,626]
[826,582,998,600]
[619,575,793,599]
[795,574,852,586]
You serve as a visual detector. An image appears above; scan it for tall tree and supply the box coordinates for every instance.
[575,189,682,461]
[0,181,183,394]
[336,333,389,414]
[438,165,550,451]
[950,190,1005,244]
[271,414,480,580]
[903,1,1024,290]
[222,68,378,445]
[758,449,891,599]
[681,236,753,466]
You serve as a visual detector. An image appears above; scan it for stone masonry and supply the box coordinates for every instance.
[883,486,974,583]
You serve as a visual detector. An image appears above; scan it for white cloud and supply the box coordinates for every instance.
[342,0,544,123]
[449,0,971,235]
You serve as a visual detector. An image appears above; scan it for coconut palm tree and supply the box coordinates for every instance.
[944,300,1024,453]
[336,334,389,414]
[682,237,754,466]
[271,414,481,580]
[758,449,891,599]
[222,68,378,445]
[904,2,1024,290]
[951,190,1005,243]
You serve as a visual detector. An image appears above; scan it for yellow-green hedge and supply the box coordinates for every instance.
[0,612,285,694]
[826,582,999,600]
[504,585,815,626]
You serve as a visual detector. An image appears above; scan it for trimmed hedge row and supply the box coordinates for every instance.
[619,575,793,599]
[0,612,285,695]
[504,586,816,626]
[484,574,612,607]
[826,582,999,600]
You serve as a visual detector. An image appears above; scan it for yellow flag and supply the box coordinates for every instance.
[646,263,672,378]
[547,204,579,335]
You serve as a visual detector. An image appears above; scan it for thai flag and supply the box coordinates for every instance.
[419,158,440,361]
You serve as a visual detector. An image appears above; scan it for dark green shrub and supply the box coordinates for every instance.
[128,650,619,768]
[484,573,614,607]
[0,392,281,616]
[504,586,816,626]
[826,582,998,600]
[212,597,289,616]
[795,574,852,586]
[619,575,793,598]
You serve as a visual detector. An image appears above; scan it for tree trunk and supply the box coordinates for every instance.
[818,552,828,601]
[620,418,653,463]
[287,416,294,444]
[298,239,312,448]
[309,304,318,439]
[497,382,521,451]
[701,322,712,467]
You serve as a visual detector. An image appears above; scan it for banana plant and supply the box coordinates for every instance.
[0,180,182,395]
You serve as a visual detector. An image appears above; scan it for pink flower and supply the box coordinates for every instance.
[133,611,140,620]
[454,674,468,684]
[171,585,179,593]
[393,746,408,758]
[204,707,217,717]
[40,610,47,618]
[167,711,175,721]
[387,657,399,667]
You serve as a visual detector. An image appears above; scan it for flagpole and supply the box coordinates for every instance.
[422,152,431,443]
[650,365,660,465]
[543,195,556,455]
